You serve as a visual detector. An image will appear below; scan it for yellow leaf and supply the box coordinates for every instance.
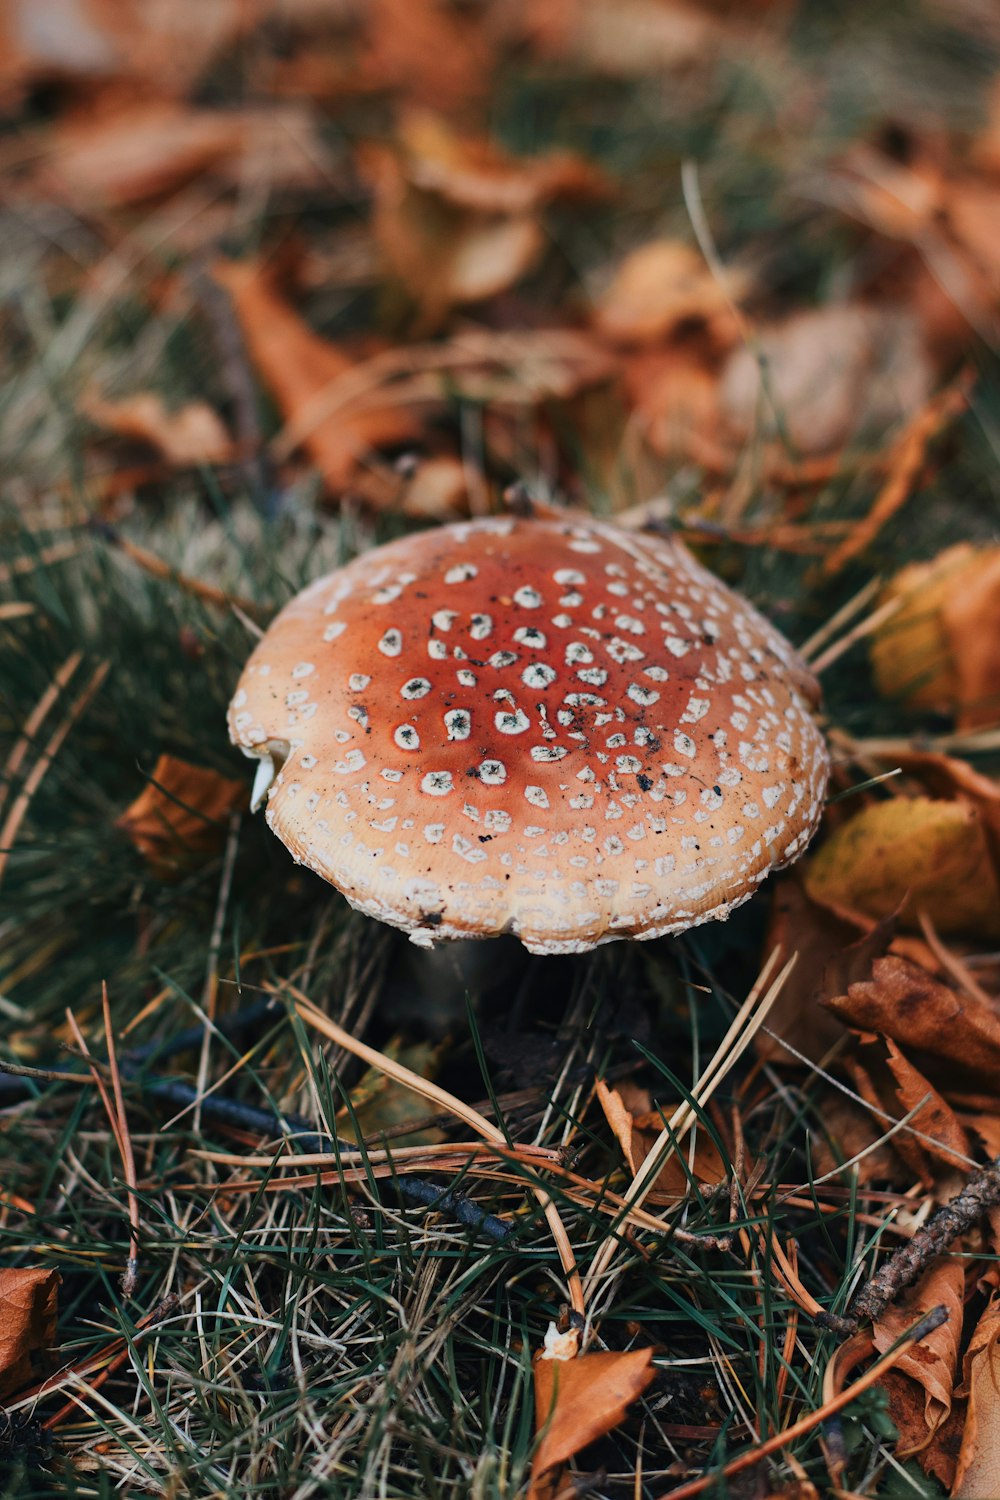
[804,796,1000,938]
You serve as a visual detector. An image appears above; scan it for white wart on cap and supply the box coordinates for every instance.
[228,512,829,954]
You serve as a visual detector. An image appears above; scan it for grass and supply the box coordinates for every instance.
[3,2,1000,1495]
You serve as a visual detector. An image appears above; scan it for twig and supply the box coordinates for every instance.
[655,1306,949,1499]
[0,1058,515,1243]
[90,520,266,620]
[842,1157,1000,1329]
[0,1058,94,1086]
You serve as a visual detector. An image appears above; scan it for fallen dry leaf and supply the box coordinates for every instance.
[719,304,933,458]
[529,1339,656,1499]
[363,112,608,328]
[596,1077,726,1202]
[593,239,744,348]
[0,1266,59,1398]
[875,1257,965,1457]
[870,543,1000,729]
[756,875,877,1067]
[826,955,1000,1086]
[534,0,723,76]
[952,1294,1000,1498]
[80,390,232,466]
[117,753,245,874]
[847,1032,971,1184]
[0,0,253,105]
[804,796,1000,939]
[213,258,420,497]
[43,101,332,209]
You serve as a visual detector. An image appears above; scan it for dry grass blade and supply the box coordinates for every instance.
[583,950,794,1307]
[0,652,83,822]
[654,1306,949,1500]
[0,660,110,887]
[292,987,586,1316]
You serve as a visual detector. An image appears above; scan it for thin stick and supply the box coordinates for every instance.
[292,988,586,1318]
[0,661,109,886]
[94,523,265,620]
[654,1306,948,1500]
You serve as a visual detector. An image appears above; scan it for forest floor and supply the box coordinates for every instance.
[3,2,1000,1496]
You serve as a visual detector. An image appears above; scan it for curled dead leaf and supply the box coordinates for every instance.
[80,390,232,466]
[953,1294,1000,1498]
[117,753,245,875]
[874,1258,965,1457]
[0,1266,59,1399]
[593,239,744,348]
[362,112,609,328]
[804,797,1000,939]
[826,955,1000,1087]
[596,1077,726,1203]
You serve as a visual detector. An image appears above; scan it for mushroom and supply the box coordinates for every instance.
[228,507,829,954]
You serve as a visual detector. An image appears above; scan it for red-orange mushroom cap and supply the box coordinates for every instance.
[228,510,829,955]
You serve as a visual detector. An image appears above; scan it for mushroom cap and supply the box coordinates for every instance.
[229,511,829,955]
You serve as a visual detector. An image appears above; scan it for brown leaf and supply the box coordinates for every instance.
[536,0,723,77]
[593,239,744,348]
[80,390,232,466]
[804,797,1000,939]
[952,1294,1000,1498]
[363,113,608,328]
[719,304,933,459]
[755,875,877,1067]
[0,1266,59,1399]
[870,545,1000,728]
[529,1343,656,1498]
[117,753,245,874]
[848,1033,971,1185]
[826,955,1000,1086]
[213,258,420,496]
[41,100,334,210]
[596,1078,726,1203]
[873,1258,965,1455]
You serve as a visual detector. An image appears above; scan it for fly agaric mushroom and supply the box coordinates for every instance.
[228,509,829,954]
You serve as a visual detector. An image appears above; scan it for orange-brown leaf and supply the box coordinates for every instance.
[0,1266,59,1399]
[593,239,744,348]
[117,753,245,873]
[870,545,1000,727]
[826,955,1000,1085]
[952,1294,1000,1498]
[81,390,232,466]
[874,1258,964,1455]
[530,1345,655,1495]
[213,259,419,494]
